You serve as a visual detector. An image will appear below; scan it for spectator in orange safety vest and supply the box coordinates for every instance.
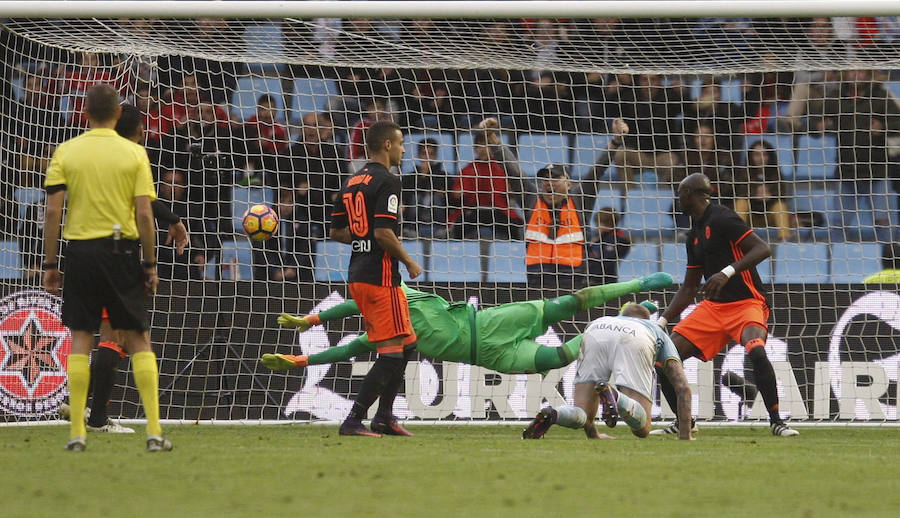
[524,164,589,291]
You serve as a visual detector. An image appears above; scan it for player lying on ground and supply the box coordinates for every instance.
[522,302,693,440]
[263,272,672,377]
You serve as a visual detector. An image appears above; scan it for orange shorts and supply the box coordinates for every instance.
[672,298,769,361]
[348,282,416,353]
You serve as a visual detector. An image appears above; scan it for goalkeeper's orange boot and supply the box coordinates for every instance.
[261,353,308,370]
[371,414,414,436]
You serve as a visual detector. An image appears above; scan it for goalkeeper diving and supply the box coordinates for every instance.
[262,272,672,375]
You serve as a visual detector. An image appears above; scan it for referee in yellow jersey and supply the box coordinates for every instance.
[42,84,172,452]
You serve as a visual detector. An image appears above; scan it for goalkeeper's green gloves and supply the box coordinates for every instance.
[278,313,312,331]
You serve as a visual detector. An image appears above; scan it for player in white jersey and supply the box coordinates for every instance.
[523,302,694,440]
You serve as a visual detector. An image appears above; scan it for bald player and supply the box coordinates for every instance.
[653,173,798,437]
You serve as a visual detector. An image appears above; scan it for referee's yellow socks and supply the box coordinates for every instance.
[66,353,90,439]
[132,351,163,437]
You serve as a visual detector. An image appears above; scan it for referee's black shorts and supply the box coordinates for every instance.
[62,238,150,332]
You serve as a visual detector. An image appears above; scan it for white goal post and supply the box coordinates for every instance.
[1,1,900,427]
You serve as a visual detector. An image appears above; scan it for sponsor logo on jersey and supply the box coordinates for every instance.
[352,239,372,253]
[0,290,71,417]
[387,194,399,214]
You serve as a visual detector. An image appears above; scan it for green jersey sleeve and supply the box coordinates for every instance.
[317,299,361,322]
[306,335,375,365]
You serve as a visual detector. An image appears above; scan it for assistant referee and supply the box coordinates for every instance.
[42,84,172,452]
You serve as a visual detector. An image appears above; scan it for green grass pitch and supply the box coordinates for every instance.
[1,424,897,517]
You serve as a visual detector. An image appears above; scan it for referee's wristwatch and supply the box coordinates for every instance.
[142,261,157,269]
[42,261,58,270]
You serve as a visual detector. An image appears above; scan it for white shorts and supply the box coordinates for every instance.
[574,317,656,400]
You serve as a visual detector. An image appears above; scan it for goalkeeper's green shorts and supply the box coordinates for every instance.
[475,300,548,374]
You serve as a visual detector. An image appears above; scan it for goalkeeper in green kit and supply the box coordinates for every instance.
[262,272,672,375]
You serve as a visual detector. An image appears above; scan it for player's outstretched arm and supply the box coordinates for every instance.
[573,272,673,312]
[261,336,375,370]
[663,358,694,440]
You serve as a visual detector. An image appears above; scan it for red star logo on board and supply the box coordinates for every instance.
[0,311,67,395]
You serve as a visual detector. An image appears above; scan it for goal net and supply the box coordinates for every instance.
[1,11,899,424]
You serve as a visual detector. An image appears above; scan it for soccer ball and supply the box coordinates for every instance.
[242,204,278,241]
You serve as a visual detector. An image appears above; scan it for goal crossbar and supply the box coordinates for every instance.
[3,0,900,20]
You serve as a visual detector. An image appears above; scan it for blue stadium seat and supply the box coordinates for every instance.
[886,81,900,101]
[689,78,743,104]
[746,134,795,179]
[720,79,744,104]
[755,257,772,285]
[660,243,688,283]
[773,243,829,283]
[231,186,276,234]
[836,192,877,242]
[314,241,350,282]
[572,133,612,179]
[589,189,625,234]
[14,187,43,221]
[660,243,772,284]
[428,240,481,282]
[661,242,772,284]
[830,243,882,283]
[0,241,21,279]
[291,77,337,117]
[400,240,426,282]
[616,243,659,281]
[242,23,285,75]
[835,187,898,242]
[220,239,254,280]
[312,241,423,283]
[794,134,838,180]
[402,132,456,174]
[487,241,527,283]
[688,78,704,100]
[231,76,285,122]
[456,132,510,172]
[791,189,836,242]
[620,188,677,241]
[515,133,570,177]
[11,76,24,102]
[59,96,76,122]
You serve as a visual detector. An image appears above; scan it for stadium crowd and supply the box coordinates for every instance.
[2,16,900,282]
